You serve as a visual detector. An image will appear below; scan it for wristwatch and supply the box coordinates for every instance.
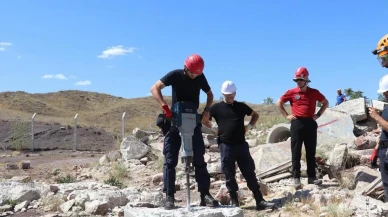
[204,107,210,112]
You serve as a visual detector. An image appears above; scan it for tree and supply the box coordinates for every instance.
[263,97,274,105]
[343,88,366,100]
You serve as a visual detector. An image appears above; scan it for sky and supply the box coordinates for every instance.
[0,0,387,108]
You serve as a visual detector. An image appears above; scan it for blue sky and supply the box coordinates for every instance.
[0,0,387,108]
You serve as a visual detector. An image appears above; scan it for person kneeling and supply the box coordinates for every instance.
[204,80,277,210]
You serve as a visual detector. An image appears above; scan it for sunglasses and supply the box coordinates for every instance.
[294,79,306,82]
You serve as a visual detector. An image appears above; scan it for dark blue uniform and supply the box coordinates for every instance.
[159,69,211,196]
[209,101,262,195]
[378,106,388,202]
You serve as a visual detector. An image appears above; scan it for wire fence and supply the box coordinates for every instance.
[2,112,132,152]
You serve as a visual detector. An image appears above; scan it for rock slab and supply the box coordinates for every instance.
[124,206,244,217]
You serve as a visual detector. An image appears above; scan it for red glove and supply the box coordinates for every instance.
[370,148,378,167]
[162,105,172,119]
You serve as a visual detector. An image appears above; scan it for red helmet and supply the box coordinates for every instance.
[184,54,204,75]
[293,67,311,82]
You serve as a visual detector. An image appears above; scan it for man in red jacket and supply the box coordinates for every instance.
[276,67,329,189]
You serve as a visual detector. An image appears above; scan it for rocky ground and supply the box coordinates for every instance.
[1,98,388,217]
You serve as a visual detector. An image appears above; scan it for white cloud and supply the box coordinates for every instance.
[42,74,67,80]
[0,42,12,46]
[42,74,54,79]
[75,80,91,86]
[0,42,12,51]
[70,75,77,79]
[97,45,136,59]
[17,56,22,59]
[55,74,67,80]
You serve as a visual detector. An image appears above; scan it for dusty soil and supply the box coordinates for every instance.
[0,148,275,217]
[0,120,118,152]
[0,149,104,181]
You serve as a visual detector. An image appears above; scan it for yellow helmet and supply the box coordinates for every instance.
[372,34,388,67]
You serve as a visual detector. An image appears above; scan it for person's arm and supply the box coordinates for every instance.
[316,98,328,116]
[343,95,347,101]
[205,90,214,109]
[276,99,289,118]
[276,91,296,120]
[243,103,259,127]
[248,110,259,127]
[150,71,175,107]
[150,80,168,106]
[314,91,329,120]
[200,74,213,124]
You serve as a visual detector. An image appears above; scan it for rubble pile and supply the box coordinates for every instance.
[1,98,388,217]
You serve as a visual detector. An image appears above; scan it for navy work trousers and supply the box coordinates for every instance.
[219,141,261,193]
[378,146,388,202]
[162,125,210,195]
[290,118,318,179]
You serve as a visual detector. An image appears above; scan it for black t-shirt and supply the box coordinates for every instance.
[160,69,211,109]
[380,106,388,142]
[209,101,253,145]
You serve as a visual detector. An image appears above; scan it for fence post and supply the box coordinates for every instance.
[74,114,78,151]
[31,113,36,152]
[122,112,126,141]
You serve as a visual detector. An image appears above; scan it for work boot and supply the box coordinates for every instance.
[254,191,277,210]
[164,194,175,210]
[294,178,302,189]
[308,177,322,185]
[200,192,219,207]
[229,191,239,207]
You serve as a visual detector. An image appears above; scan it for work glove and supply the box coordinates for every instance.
[162,105,172,119]
[370,148,378,168]
[244,124,252,133]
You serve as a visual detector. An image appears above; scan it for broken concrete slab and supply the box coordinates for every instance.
[123,206,244,217]
[266,108,355,154]
[326,143,348,176]
[315,108,356,153]
[120,136,151,160]
[349,194,388,217]
[251,141,291,174]
[353,166,380,194]
[331,98,367,122]
[371,100,388,112]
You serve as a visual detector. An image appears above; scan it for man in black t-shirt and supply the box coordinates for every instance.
[204,80,276,211]
[150,54,218,209]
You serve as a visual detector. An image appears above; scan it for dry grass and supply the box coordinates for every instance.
[0,90,290,134]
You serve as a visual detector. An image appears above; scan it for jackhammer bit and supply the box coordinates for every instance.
[182,155,194,210]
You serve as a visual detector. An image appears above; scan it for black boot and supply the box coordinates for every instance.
[164,194,175,210]
[200,191,219,207]
[229,191,239,207]
[254,191,277,211]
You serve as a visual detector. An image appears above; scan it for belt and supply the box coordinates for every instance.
[379,141,388,148]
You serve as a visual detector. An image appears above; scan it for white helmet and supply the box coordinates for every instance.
[377,74,388,93]
[221,80,236,94]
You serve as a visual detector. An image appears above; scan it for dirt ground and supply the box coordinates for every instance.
[0,149,276,217]
[0,120,118,152]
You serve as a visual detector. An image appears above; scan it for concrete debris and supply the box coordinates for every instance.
[3,97,388,217]
[331,98,367,122]
[123,206,244,217]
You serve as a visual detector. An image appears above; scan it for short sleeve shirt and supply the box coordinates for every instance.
[280,87,325,118]
[160,69,211,109]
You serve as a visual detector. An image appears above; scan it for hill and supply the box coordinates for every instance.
[0,90,288,136]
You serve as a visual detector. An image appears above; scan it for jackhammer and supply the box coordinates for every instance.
[161,101,202,211]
